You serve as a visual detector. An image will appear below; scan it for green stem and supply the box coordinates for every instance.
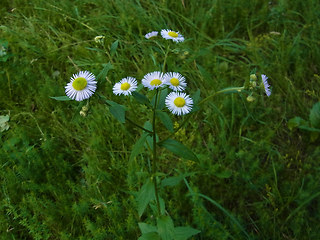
[162,45,170,72]
[152,89,161,215]
[198,87,244,106]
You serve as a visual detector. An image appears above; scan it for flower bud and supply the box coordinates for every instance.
[246,95,255,102]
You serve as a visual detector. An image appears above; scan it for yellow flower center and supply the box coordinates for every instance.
[150,79,162,86]
[72,77,87,91]
[120,82,130,90]
[174,97,186,107]
[170,78,180,86]
[168,31,178,38]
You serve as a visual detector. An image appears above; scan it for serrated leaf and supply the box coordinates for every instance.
[159,139,198,161]
[50,96,72,101]
[129,133,148,163]
[133,91,150,105]
[309,102,320,128]
[174,227,201,240]
[156,110,174,132]
[137,179,155,217]
[138,232,160,240]
[110,40,119,56]
[157,215,175,240]
[138,223,157,234]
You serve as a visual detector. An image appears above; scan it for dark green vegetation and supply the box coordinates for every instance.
[1,0,320,239]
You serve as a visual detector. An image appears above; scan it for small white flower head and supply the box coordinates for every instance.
[164,72,187,92]
[65,71,97,101]
[165,92,193,115]
[113,77,138,96]
[145,31,158,39]
[142,71,165,90]
[161,29,184,43]
[261,74,271,97]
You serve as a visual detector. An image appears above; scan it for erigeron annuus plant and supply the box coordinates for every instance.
[52,28,272,240]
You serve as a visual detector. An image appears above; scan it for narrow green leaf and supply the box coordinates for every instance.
[159,139,198,161]
[220,87,242,94]
[97,62,113,83]
[138,232,160,240]
[137,179,155,217]
[156,110,174,132]
[192,89,201,104]
[110,40,119,56]
[309,102,320,128]
[133,91,150,105]
[157,215,175,240]
[174,227,201,240]
[157,88,168,110]
[50,96,72,101]
[161,176,184,187]
[129,133,148,163]
[138,223,157,234]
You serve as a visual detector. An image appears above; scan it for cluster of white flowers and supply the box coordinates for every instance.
[145,29,184,43]
[112,71,193,115]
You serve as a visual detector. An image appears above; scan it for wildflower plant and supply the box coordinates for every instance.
[51,28,272,240]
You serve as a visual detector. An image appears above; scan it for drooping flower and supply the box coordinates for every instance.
[113,77,138,96]
[145,31,158,39]
[142,71,165,90]
[261,74,271,97]
[164,72,187,92]
[161,29,184,43]
[65,71,97,101]
[165,92,193,115]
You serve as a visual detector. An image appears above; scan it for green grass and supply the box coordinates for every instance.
[1,0,320,239]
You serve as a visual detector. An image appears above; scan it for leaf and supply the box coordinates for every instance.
[156,110,174,132]
[157,215,175,240]
[174,227,201,240]
[138,232,160,240]
[192,89,201,104]
[309,102,320,128]
[161,173,192,187]
[287,116,307,130]
[0,115,10,132]
[159,139,198,161]
[214,169,232,179]
[50,96,72,101]
[138,223,157,234]
[107,100,126,123]
[157,88,168,110]
[129,133,149,163]
[132,91,150,105]
[96,62,113,83]
[110,40,119,56]
[137,179,155,217]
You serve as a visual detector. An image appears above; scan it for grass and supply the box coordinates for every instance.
[1,0,320,239]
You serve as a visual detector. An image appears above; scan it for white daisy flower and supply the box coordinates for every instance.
[113,77,138,96]
[65,71,97,101]
[164,72,187,92]
[165,92,193,115]
[261,74,271,97]
[145,31,158,39]
[161,29,184,43]
[142,71,165,90]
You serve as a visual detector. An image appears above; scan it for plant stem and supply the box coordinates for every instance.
[198,86,245,106]
[152,89,161,215]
